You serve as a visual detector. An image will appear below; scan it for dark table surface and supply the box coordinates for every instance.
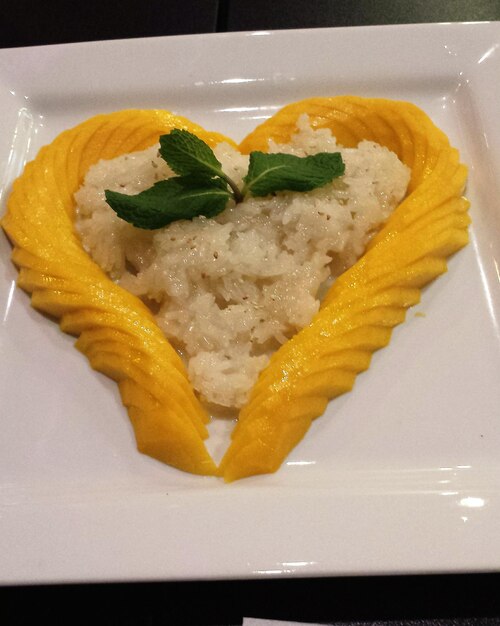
[1,1,500,625]
[2,0,500,47]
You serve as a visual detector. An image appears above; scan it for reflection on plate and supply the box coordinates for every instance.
[1,22,500,583]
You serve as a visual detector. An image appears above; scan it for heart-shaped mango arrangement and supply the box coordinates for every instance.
[1,97,470,481]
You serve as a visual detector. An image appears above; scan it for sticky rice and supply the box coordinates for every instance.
[75,116,410,408]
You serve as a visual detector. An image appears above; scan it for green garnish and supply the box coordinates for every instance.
[105,176,231,230]
[158,130,243,203]
[105,129,345,230]
[243,151,345,197]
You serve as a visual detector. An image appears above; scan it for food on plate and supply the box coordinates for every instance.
[1,97,470,481]
[75,116,409,409]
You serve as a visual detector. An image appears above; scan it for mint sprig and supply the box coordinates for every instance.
[104,129,345,230]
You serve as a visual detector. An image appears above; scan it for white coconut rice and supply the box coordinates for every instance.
[75,116,410,409]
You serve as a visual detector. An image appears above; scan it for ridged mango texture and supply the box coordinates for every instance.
[1,97,470,481]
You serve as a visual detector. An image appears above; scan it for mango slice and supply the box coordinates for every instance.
[219,97,469,480]
[1,98,469,481]
[2,110,235,476]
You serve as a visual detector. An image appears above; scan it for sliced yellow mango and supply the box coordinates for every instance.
[2,109,226,476]
[220,96,469,481]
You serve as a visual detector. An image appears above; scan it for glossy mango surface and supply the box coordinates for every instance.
[2,110,231,476]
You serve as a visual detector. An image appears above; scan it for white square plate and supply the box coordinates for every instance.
[1,22,500,584]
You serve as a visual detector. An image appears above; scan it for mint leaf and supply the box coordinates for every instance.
[159,130,243,203]
[105,176,231,230]
[159,129,224,179]
[243,151,345,197]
